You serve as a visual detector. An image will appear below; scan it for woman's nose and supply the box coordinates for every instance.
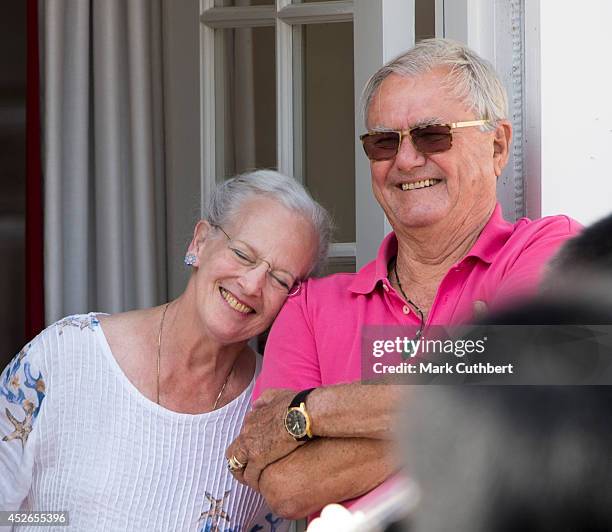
[237,262,269,295]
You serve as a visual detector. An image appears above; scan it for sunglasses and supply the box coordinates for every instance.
[360,119,490,161]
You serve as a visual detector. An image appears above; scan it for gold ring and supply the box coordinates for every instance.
[227,455,246,472]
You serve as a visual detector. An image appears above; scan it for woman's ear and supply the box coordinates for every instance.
[185,220,212,266]
[492,120,512,177]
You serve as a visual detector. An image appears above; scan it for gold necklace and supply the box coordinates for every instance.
[157,302,234,410]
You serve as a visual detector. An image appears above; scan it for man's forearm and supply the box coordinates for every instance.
[307,383,402,439]
[227,384,402,492]
[258,437,396,519]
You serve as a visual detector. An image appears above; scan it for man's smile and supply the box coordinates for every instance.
[399,178,442,191]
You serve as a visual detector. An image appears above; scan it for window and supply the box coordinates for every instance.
[200,0,433,272]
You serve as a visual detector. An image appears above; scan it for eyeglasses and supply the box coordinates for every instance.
[360,120,491,161]
[213,225,301,296]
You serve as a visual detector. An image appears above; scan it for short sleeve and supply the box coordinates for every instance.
[490,216,582,308]
[0,336,47,510]
[253,285,323,401]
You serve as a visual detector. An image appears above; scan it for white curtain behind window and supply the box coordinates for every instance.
[42,0,167,323]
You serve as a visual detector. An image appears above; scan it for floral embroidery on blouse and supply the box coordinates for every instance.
[198,490,232,532]
[248,513,284,532]
[196,489,285,532]
[56,314,100,335]
[1,341,46,448]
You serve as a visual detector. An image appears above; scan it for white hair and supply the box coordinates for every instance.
[205,170,332,275]
[362,38,508,131]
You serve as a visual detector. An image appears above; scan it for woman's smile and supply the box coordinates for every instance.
[219,286,255,315]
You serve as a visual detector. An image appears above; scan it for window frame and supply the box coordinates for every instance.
[200,0,419,269]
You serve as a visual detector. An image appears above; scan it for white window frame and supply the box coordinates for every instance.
[200,1,355,265]
[440,0,527,222]
[353,0,415,266]
[199,0,417,269]
[199,0,538,271]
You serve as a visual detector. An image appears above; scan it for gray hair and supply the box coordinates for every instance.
[362,38,508,130]
[205,169,332,275]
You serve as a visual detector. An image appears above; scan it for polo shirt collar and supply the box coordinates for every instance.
[463,203,514,264]
[348,203,513,295]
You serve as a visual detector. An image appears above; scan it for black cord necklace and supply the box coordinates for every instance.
[393,258,425,347]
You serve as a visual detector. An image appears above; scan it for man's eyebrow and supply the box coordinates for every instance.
[368,125,396,133]
[367,117,446,132]
[410,116,446,128]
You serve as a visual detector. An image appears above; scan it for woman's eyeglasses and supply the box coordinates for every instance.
[213,225,301,296]
[360,120,490,161]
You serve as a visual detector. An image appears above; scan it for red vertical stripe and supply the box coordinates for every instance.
[25,0,45,337]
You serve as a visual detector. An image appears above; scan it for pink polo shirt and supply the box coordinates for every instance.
[255,205,581,395]
[253,204,581,508]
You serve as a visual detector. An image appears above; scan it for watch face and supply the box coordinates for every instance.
[285,409,307,438]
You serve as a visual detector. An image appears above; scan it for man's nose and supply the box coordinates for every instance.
[394,133,427,171]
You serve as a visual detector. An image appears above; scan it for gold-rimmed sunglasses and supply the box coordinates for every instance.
[213,225,301,296]
[360,120,491,161]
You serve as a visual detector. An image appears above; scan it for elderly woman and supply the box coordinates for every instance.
[0,170,330,530]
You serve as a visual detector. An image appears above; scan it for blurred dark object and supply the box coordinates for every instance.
[549,211,612,274]
[543,211,612,298]
[398,295,612,532]
[403,386,612,532]
[383,519,406,532]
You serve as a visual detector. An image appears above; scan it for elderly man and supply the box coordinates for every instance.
[226,39,581,518]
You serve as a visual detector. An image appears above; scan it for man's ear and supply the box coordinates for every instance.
[186,220,212,263]
[492,120,512,177]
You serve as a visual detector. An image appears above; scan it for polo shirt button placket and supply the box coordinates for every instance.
[402,305,410,315]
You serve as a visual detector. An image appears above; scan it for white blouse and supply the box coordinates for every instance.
[0,314,287,531]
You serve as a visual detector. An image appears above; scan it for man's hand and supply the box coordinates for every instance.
[226,388,301,491]
[227,383,399,493]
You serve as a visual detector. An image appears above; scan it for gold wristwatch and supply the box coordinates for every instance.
[284,388,316,441]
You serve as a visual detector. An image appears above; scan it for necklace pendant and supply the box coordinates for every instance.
[402,346,415,360]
